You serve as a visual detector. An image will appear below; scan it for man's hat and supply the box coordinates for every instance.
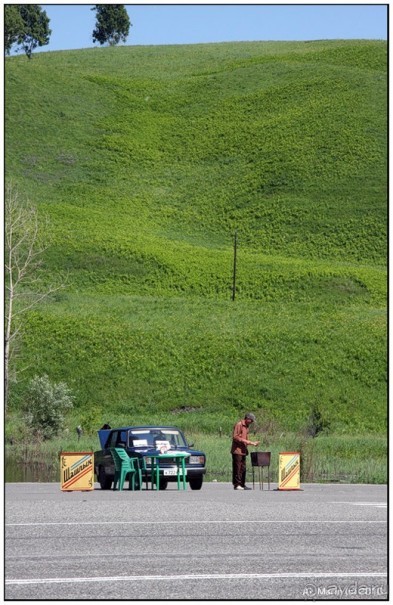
[245,413,256,422]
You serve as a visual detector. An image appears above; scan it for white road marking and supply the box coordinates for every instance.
[6,572,387,586]
[332,502,387,508]
[5,519,387,527]
[5,518,387,527]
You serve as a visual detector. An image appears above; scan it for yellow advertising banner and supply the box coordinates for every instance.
[278,452,300,490]
[60,452,94,491]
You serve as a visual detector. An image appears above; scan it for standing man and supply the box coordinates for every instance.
[231,413,260,490]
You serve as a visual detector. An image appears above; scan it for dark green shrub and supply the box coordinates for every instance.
[24,375,74,439]
[306,405,331,438]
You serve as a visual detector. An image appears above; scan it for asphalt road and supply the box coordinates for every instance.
[5,482,388,600]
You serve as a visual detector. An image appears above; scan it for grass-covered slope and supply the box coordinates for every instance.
[5,40,387,435]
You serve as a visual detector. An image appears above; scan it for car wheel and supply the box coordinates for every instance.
[159,479,168,490]
[98,467,112,490]
[189,476,203,490]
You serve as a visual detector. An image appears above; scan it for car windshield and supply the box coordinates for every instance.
[128,428,187,449]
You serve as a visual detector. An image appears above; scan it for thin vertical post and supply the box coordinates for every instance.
[232,230,237,301]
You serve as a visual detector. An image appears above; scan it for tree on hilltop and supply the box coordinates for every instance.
[4,5,25,54]
[92,5,131,47]
[4,4,51,58]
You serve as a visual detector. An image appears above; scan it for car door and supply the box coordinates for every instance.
[103,430,120,474]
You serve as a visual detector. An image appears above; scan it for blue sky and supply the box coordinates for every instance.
[23,4,388,54]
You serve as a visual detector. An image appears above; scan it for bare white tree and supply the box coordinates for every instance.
[5,183,63,408]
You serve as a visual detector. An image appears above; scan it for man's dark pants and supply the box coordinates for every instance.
[232,454,246,487]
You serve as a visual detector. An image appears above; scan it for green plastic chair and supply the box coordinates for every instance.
[110,448,142,491]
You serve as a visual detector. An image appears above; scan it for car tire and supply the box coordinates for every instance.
[98,466,112,490]
[159,479,168,490]
[189,476,203,490]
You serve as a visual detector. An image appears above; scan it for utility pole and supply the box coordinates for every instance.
[232,230,237,301]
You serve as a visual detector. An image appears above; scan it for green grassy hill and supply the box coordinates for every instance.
[5,40,387,437]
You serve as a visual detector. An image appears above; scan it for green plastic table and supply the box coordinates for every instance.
[150,451,190,490]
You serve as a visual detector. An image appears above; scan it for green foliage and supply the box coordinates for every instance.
[78,404,103,435]
[8,5,51,59]
[18,297,386,434]
[5,41,387,442]
[4,5,25,55]
[92,5,131,47]
[24,375,74,439]
[194,432,387,484]
[5,429,387,484]
[306,405,331,438]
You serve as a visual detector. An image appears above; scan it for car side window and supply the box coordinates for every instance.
[117,431,127,447]
[108,431,118,448]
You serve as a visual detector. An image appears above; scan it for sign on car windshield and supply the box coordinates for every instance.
[128,429,187,448]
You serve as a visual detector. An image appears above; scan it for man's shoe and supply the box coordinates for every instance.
[242,486,252,490]
[234,485,244,490]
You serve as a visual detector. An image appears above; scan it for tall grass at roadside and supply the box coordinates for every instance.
[190,433,387,484]
[5,430,387,485]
